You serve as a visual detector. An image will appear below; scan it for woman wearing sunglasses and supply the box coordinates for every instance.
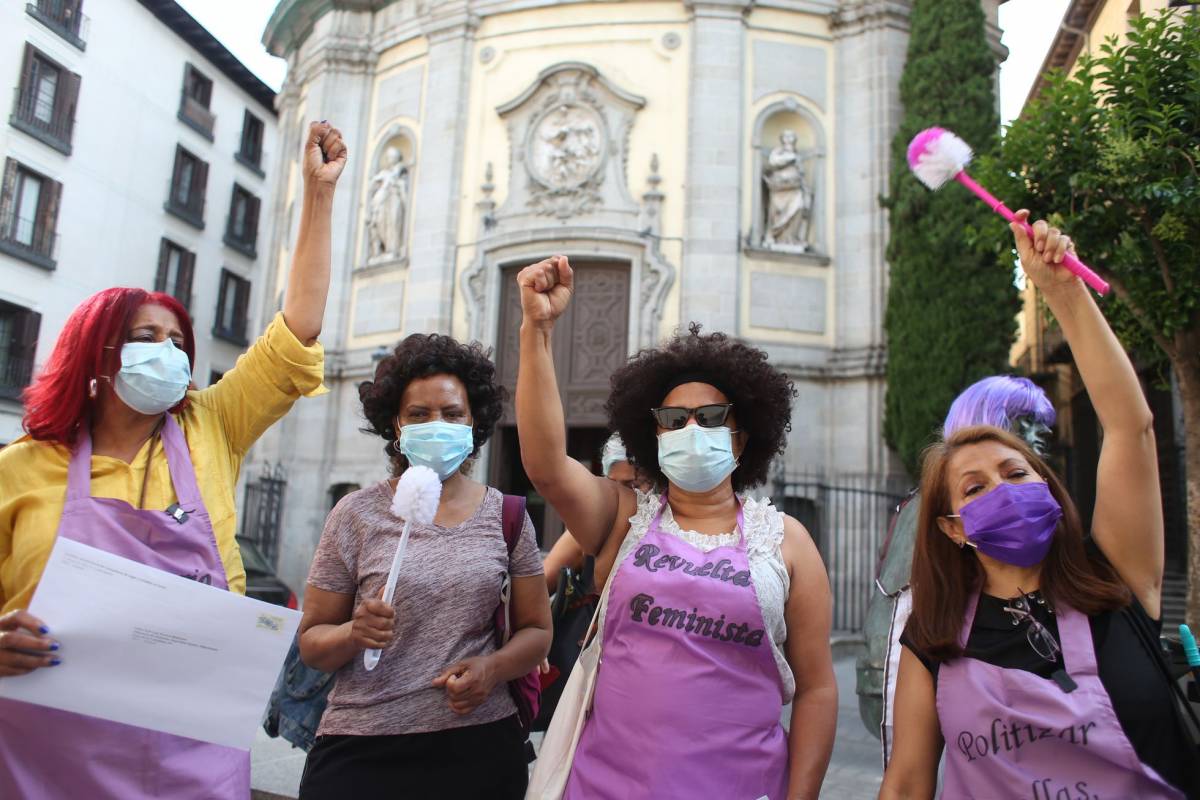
[516,256,837,799]
[879,214,1198,799]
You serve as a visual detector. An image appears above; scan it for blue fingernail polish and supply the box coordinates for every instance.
[50,658,61,666]
[50,643,59,651]
[39,626,49,634]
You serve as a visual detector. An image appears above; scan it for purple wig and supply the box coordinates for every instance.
[942,375,1055,438]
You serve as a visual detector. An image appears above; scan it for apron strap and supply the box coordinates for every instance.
[959,591,981,650]
[158,415,205,508]
[65,428,95,502]
[1053,603,1097,676]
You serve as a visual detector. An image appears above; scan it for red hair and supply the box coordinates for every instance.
[22,288,196,445]
[906,425,1129,661]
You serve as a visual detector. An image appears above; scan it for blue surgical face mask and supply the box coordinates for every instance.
[657,425,738,493]
[398,421,475,481]
[112,340,192,415]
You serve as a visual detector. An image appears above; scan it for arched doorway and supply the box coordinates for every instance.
[489,258,631,547]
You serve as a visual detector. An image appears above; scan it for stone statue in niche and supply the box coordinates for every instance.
[761,130,813,251]
[531,104,603,189]
[366,146,409,261]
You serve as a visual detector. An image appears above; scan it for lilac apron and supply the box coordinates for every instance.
[937,592,1184,800]
[564,497,789,800]
[0,415,250,799]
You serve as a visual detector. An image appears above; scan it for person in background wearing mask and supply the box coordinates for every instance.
[542,434,647,595]
[0,121,345,797]
[296,333,551,799]
[516,256,838,799]
[864,375,1056,762]
[879,214,1199,799]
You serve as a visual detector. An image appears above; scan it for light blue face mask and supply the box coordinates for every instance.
[398,421,475,481]
[112,340,192,415]
[656,425,738,493]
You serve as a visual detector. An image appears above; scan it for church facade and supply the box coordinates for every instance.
[253,0,1003,610]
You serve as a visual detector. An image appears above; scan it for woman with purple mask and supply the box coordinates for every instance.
[867,375,1057,762]
[879,214,1198,799]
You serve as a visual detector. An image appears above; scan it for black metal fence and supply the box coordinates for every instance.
[770,468,910,633]
[240,463,287,565]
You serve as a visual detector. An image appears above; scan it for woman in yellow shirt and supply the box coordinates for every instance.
[0,121,345,799]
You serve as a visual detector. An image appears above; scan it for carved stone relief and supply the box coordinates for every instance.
[496,62,645,221]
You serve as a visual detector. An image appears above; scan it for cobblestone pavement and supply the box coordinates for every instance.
[250,653,885,799]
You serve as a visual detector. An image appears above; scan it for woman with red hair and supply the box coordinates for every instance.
[879,213,1198,799]
[0,121,346,798]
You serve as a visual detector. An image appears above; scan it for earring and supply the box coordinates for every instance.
[391,439,402,454]
[88,378,98,399]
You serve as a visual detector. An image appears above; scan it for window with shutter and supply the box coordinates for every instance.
[0,160,58,268]
[237,111,265,171]
[27,0,88,49]
[11,45,78,154]
[0,301,41,398]
[178,65,215,140]
[214,269,251,344]
[166,147,206,230]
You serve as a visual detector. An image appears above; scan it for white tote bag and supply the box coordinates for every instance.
[526,573,616,800]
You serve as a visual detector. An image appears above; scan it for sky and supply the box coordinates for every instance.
[178,0,1070,127]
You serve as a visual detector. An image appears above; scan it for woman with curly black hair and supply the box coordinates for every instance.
[295,334,551,799]
[518,256,838,800]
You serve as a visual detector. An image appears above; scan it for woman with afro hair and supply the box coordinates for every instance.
[519,256,837,799]
[296,333,551,799]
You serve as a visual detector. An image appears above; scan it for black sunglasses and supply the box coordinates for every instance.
[651,403,733,430]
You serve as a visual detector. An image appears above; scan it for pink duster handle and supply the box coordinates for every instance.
[954,172,1110,296]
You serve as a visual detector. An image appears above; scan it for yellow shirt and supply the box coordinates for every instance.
[0,313,326,613]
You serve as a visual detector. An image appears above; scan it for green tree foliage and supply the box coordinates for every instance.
[977,11,1200,623]
[883,0,1020,476]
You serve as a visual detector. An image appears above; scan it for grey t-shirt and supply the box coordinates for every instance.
[307,482,543,736]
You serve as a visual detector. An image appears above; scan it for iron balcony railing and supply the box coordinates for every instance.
[10,85,75,153]
[26,1,89,49]
[0,211,58,269]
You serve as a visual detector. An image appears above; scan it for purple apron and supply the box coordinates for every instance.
[0,415,250,799]
[564,497,789,799]
[937,592,1184,800]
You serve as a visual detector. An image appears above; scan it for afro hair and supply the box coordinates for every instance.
[605,323,796,492]
[359,333,505,476]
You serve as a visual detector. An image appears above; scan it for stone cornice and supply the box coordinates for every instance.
[685,0,755,19]
[830,0,910,37]
[264,0,394,57]
[778,344,887,380]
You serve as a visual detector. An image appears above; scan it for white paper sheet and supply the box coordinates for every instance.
[0,537,301,750]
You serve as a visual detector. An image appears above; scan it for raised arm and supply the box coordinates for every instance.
[283,121,347,345]
[1012,212,1163,616]
[515,256,629,554]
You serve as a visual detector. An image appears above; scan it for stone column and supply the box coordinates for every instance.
[830,0,911,479]
[403,7,477,335]
[250,14,376,592]
[679,0,751,335]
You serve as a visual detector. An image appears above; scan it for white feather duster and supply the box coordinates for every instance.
[364,466,442,672]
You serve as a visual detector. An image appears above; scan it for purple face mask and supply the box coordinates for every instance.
[954,481,1063,567]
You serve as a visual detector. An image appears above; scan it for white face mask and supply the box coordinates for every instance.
[112,340,192,415]
[656,425,738,493]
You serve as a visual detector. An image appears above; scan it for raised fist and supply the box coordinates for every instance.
[517,255,573,330]
[303,121,347,189]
